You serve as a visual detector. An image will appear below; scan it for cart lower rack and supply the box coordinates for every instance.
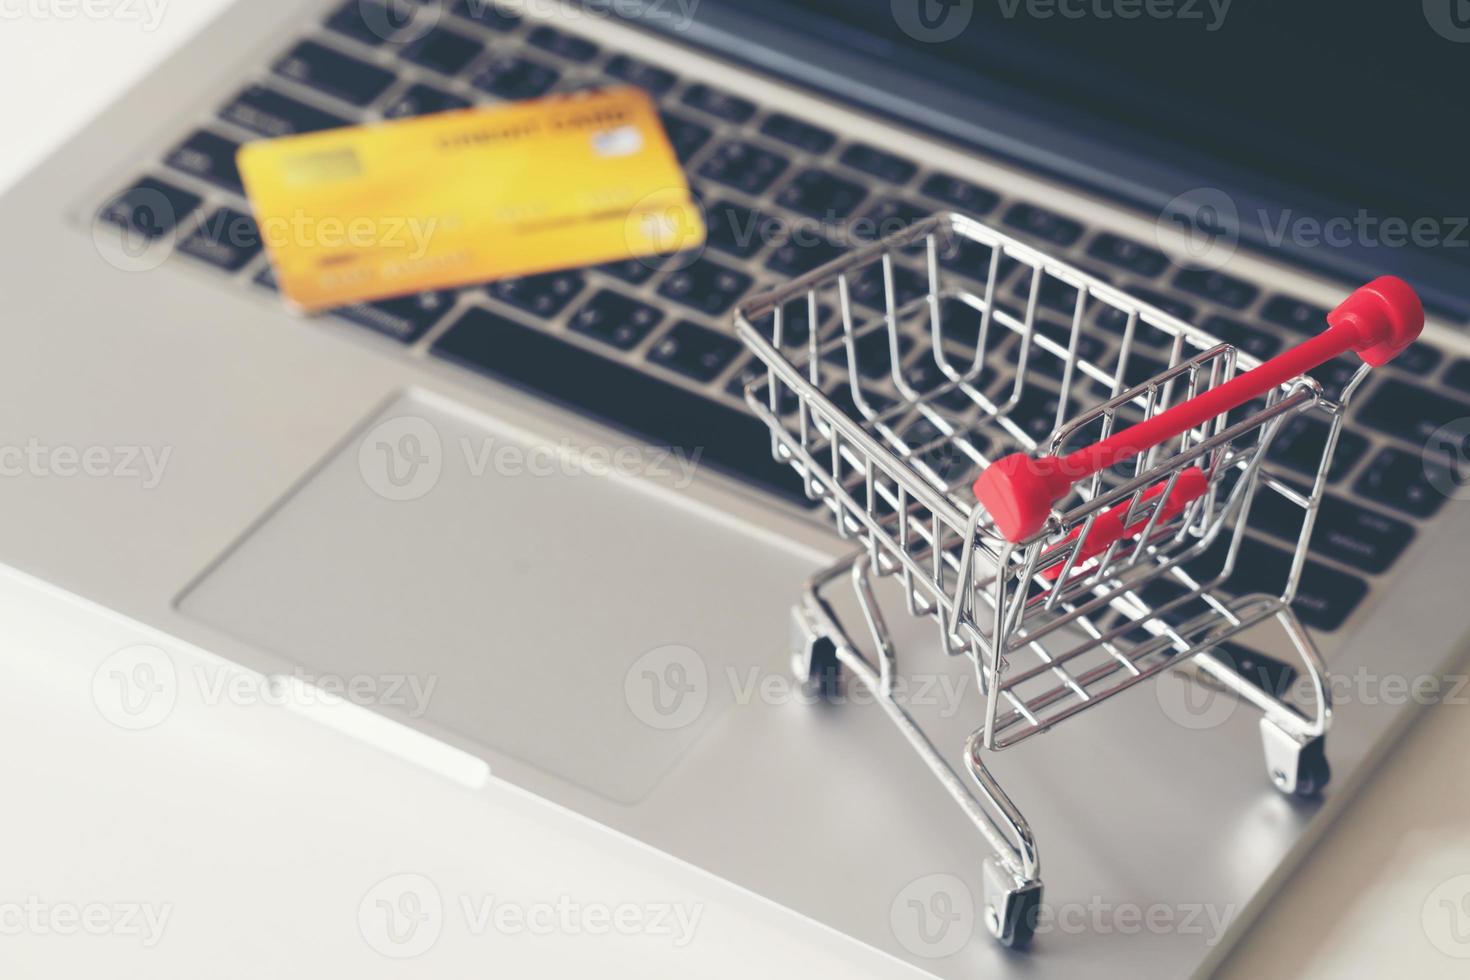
[731,211,1424,948]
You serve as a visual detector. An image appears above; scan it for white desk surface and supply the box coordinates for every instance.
[1,5,1468,977]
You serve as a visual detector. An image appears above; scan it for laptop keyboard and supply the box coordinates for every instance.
[97,0,1468,634]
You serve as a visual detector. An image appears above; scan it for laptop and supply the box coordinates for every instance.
[7,0,1468,975]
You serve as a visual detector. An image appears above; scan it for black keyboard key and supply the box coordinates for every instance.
[598,257,660,285]
[1011,272,1086,317]
[1004,202,1082,247]
[1010,386,1063,441]
[850,263,928,312]
[1390,343,1443,377]
[603,54,677,95]
[938,237,1019,288]
[1359,379,1470,445]
[526,24,599,62]
[178,208,261,271]
[919,173,999,214]
[326,0,414,45]
[728,358,799,412]
[1202,314,1282,360]
[759,113,836,154]
[335,290,455,343]
[775,168,867,220]
[905,356,983,412]
[648,321,743,381]
[765,233,845,277]
[569,290,663,349]
[471,55,559,99]
[1171,267,1259,310]
[1188,535,1367,631]
[383,82,472,118]
[681,83,755,123]
[1266,415,1367,482]
[659,111,712,163]
[165,130,244,193]
[840,144,917,185]
[220,85,350,137]
[1261,295,1328,334]
[433,308,814,504]
[1129,286,1197,324]
[862,198,930,239]
[1446,359,1470,394]
[703,199,776,260]
[824,329,913,379]
[98,178,200,240]
[450,0,519,30]
[488,270,585,318]
[658,258,753,317]
[1354,447,1453,518]
[401,26,481,75]
[1086,232,1167,278]
[275,41,396,106]
[698,140,789,195]
[1251,490,1413,574]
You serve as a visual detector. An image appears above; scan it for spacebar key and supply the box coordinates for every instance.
[431,307,814,506]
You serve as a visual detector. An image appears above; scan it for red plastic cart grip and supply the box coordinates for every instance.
[975,276,1425,542]
[1038,467,1208,581]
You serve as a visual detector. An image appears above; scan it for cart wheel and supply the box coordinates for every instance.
[982,859,1043,949]
[1286,737,1331,798]
[990,887,1042,949]
[793,634,841,700]
[1260,719,1331,798]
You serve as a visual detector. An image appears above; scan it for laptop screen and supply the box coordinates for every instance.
[740,0,1464,245]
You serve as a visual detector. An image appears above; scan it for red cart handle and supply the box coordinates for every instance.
[975,276,1424,542]
[1038,467,1208,581]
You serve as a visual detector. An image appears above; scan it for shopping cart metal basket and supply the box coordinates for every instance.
[730,210,1425,948]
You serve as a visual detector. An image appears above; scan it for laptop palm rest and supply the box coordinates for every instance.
[177,391,817,804]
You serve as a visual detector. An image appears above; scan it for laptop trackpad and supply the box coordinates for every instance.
[178,391,816,803]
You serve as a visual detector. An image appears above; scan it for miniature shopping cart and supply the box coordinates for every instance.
[731,211,1424,948]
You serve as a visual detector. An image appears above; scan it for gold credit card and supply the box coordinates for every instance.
[237,86,705,311]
